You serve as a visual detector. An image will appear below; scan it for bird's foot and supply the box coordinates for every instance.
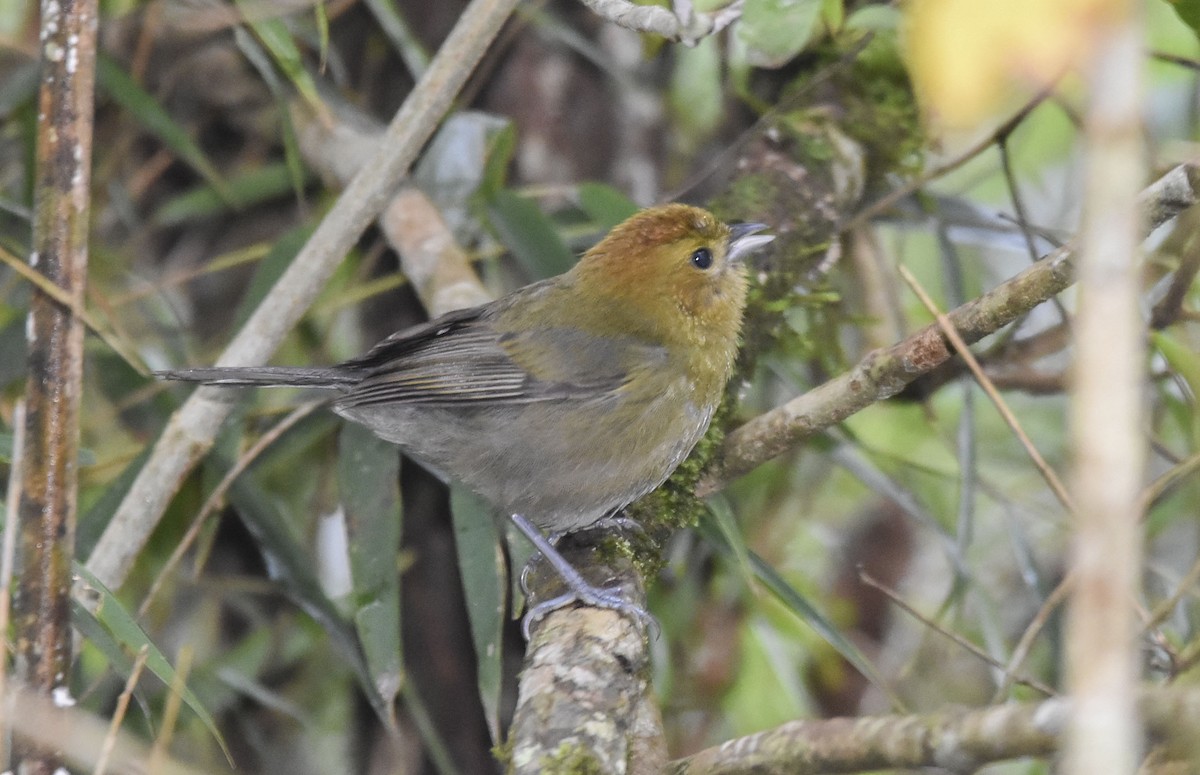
[509,513,658,640]
[519,580,657,641]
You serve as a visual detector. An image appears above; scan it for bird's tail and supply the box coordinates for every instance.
[155,366,358,389]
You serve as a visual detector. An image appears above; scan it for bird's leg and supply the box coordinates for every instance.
[509,513,656,640]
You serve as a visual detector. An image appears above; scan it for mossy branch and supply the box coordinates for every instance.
[670,687,1200,775]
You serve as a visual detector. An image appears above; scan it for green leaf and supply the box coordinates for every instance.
[577,182,639,231]
[1166,0,1200,36]
[704,496,755,587]
[73,564,232,762]
[450,485,505,743]
[153,163,303,226]
[697,514,900,711]
[223,470,392,724]
[234,3,327,116]
[1153,330,1200,445]
[339,423,403,714]
[477,123,517,202]
[314,1,330,74]
[361,0,430,78]
[232,26,310,202]
[96,54,233,202]
[736,0,823,68]
[669,35,723,146]
[486,190,576,279]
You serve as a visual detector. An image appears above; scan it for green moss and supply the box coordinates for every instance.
[826,30,924,180]
[538,742,606,775]
[493,737,514,768]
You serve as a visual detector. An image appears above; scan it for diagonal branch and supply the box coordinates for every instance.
[697,163,1200,496]
[83,0,522,592]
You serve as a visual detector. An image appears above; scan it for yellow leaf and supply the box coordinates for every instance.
[905,0,1129,128]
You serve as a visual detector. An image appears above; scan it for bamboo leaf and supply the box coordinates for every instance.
[339,422,404,714]
[73,564,232,763]
[96,54,233,202]
[450,485,505,743]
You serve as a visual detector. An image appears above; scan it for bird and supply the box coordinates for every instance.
[159,204,774,634]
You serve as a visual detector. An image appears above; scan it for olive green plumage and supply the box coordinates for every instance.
[161,204,772,536]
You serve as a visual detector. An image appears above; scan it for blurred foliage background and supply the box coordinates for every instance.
[2,0,1200,772]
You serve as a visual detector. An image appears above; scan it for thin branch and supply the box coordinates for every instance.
[859,571,1055,696]
[698,163,1200,496]
[84,0,523,593]
[992,573,1073,701]
[1149,223,1200,329]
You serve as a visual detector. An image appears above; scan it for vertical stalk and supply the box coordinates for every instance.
[1064,2,1145,773]
[14,0,98,768]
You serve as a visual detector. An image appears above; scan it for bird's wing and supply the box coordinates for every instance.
[338,303,666,408]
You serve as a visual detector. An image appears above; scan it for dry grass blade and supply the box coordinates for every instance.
[859,571,1056,696]
[148,646,194,775]
[0,245,148,376]
[94,644,151,775]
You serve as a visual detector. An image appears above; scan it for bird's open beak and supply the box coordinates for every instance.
[726,222,774,264]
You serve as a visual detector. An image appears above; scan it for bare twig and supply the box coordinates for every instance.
[859,571,1055,696]
[84,0,523,593]
[897,265,1073,512]
[16,0,99,768]
[993,573,1073,701]
[1063,9,1146,773]
[1149,225,1200,329]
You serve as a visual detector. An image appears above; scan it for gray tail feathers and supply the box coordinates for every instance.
[155,366,359,389]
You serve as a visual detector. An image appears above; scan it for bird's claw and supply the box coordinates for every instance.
[510,512,658,641]
[520,578,659,641]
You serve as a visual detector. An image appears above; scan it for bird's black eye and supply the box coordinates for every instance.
[690,247,713,270]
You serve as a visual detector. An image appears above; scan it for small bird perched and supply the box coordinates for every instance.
[160,204,773,632]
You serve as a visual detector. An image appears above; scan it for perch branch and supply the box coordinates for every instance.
[670,687,1200,775]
